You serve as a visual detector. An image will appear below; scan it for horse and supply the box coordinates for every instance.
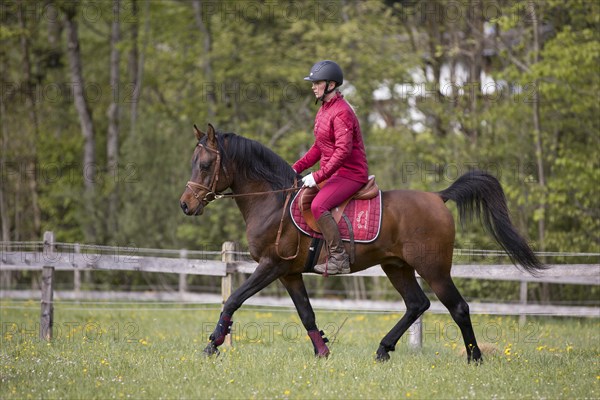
[179,123,544,363]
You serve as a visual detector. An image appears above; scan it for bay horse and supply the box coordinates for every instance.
[179,124,544,363]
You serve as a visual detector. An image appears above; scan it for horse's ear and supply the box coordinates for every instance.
[193,124,205,141]
[206,123,217,149]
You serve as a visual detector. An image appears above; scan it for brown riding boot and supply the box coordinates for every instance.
[313,211,351,275]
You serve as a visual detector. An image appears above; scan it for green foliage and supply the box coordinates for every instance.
[1,0,598,298]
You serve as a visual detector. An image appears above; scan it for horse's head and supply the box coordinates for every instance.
[179,123,229,216]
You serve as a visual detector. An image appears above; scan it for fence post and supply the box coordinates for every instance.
[221,241,237,346]
[519,280,528,326]
[40,231,55,341]
[408,273,423,350]
[179,249,188,294]
[73,243,81,296]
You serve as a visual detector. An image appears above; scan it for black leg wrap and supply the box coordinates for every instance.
[380,342,396,352]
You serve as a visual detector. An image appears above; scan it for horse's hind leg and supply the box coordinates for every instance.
[376,264,431,362]
[425,274,482,363]
[279,274,330,357]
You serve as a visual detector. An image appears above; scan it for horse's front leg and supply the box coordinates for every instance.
[279,274,330,357]
[204,257,286,356]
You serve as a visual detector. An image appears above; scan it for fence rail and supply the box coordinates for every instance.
[3,251,598,284]
[1,232,599,343]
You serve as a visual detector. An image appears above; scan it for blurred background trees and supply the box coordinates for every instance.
[1,0,598,300]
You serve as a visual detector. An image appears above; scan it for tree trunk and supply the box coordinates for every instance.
[528,0,546,249]
[107,0,121,234]
[64,5,97,241]
[129,0,139,137]
[0,58,9,243]
[127,1,138,85]
[528,0,548,303]
[46,3,63,69]
[465,0,484,143]
[130,0,150,137]
[192,0,216,120]
[18,1,42,238]
[424,0,445,137]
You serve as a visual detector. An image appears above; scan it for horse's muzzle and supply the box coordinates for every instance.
[180,200,204,216]
[180,201,190,214]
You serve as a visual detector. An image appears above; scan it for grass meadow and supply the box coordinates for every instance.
[1,299,599,399]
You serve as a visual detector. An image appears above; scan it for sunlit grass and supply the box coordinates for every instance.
[1,300,598,399]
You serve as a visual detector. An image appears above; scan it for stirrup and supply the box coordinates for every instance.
[314,257,350,275]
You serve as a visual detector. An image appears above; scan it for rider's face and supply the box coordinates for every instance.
[311,80,335,99]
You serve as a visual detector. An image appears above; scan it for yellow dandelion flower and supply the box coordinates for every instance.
[284,390,291,395]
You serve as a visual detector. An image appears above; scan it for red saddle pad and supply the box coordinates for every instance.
[290,190,383,243]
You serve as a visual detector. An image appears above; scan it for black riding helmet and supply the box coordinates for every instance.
[304,60,344,103]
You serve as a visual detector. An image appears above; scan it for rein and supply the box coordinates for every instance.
[186,142,301,260]
[210,186,300,200]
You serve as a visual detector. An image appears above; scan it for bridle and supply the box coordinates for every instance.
[186,142,299,202]
[185,143,223,203]
[184,142,300,260]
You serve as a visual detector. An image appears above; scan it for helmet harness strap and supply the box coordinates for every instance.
[317,80,337,104]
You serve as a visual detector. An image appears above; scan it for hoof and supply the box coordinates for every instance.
[468,355,483,365]
[468,347,483,365]
[375,347,390,362]
[203,342,220,357]
[375,352,390,362]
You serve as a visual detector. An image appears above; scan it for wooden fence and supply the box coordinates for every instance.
[1,231,599,346]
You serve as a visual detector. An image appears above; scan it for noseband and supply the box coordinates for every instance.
[186,144,223,203]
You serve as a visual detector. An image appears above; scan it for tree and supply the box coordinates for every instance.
[107,0,122,234]
[63,3,98,241]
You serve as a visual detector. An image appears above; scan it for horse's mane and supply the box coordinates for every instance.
[203,132,298,196]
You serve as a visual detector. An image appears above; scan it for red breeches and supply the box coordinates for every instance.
[310,175,365,220]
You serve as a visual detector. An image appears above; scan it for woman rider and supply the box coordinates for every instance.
[293,60,369,275]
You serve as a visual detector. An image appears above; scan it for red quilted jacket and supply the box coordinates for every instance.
[293,92,369,184]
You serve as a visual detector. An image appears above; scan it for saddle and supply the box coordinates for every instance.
[299,175,379,233]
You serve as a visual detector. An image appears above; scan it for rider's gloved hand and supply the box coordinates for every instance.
[302,173,317,188]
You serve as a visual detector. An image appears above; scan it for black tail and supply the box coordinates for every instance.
[438,170,545,274]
